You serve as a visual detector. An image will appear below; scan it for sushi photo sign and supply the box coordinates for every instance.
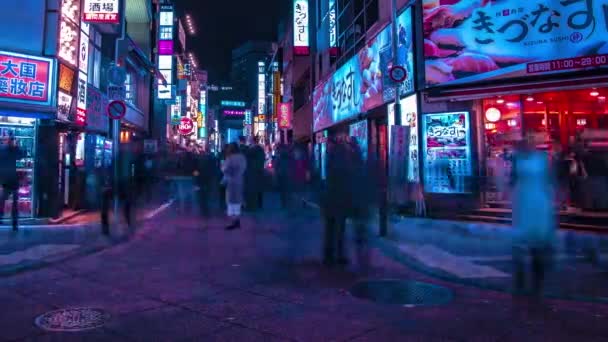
[422,0,608,86]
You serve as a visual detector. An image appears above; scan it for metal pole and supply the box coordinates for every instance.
[113,0,127,225]
[391,0,401,126]
[380,0,401,237]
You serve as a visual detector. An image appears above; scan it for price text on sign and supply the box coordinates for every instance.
[527,54,608,74]
[178,117,194,135]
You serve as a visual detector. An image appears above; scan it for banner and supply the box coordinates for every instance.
[423,0,608,87]
[278,102,292,129]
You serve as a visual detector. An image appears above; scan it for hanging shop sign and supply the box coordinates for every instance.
[57,91,73,121]
[423,0,608,87]
[313,6,415,131]
[83,0,119,24]
[0,50,56,108]
[278,102,292,129]
[293,0,310,55]
[178,117,195,136]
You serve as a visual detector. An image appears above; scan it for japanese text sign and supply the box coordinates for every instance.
[423,0,608,86]
[83,0,119,24]
[76,71,88,125]
[293,0,310,55]
[278,103,292,129]
[58,64,75,93]
[0,51,55,108]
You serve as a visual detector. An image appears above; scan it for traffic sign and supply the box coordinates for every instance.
[177,117,195,136]
[107,85,126,101]
[107,66,127,85]
[389,65,408,83]
[107,100,126,120]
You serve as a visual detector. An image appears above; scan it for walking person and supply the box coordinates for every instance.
[101,142,137,233]
[320,138,351,266]
[511,138,556,297]
[0,134,24,231]
[221,143,247,230]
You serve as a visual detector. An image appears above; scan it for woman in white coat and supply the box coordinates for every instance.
[221,143,247,230]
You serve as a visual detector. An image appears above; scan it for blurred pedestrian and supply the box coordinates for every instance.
[0,134,24,231]
[347,137,374,271]
[101,142,137,232]
[275,143,293,209]
[511,138,556,297]
[250,141,266,209]
[221,143,247,230]
[320,138,351,266]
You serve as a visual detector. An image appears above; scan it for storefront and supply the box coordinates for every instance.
[312,5,416,183]
[420,0,608,213]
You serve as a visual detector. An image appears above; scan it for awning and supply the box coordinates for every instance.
[425,75,608,102]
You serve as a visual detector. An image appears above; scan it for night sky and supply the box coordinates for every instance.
[176,0,283,82]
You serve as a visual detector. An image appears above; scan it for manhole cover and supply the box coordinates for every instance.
[350,280,452,306]
[35,308,110,332]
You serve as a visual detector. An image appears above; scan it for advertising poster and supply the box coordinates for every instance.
[389,125,410,204]
[421,112,472,194]
[388,94,419,182]
[349,120,368,161]
[382,7,416,101]
[423,0,608,87]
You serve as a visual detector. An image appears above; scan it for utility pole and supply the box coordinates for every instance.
[113,0,127,226]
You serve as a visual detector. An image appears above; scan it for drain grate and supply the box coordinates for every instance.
[350,279,453,306]
[35,308,110,332]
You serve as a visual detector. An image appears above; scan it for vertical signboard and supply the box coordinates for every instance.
[328,0,338,56]
[76,20,89,125]
[389,125,410,204]
[293,0,310,55]
[157,6,174,100]
[258,61,266,114]
[388,94,419,182]
[421,112,472,194]
[278,103,292,129]
[58,0,81,67]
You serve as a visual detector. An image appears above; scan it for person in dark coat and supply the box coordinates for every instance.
[275,143,293,209]
[0,134,24,231]
[250,143,266,209]
[320,138,351,265]
[101,142,136,232]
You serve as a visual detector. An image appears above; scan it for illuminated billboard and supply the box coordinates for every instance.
[83,0,119,24]
[313,7,415,131]
[423,0,608,87]
[0,50,56,108]
[293,0,310,55]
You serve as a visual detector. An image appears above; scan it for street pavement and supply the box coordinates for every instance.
[0,195,608,341]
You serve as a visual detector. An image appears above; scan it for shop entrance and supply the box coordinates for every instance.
[483,88,608,211]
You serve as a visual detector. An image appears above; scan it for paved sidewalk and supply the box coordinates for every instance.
[376,217,608,302]
[0,200,173,277]
[1,199,608,341]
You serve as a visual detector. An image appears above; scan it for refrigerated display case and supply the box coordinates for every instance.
[0,118,37,217]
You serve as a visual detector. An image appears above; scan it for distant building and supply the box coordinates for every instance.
[230,41,276,109]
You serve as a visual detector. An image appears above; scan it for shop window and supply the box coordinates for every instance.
[87,28,102,88]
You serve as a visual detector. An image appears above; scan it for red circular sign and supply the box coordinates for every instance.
[177,117,195,136]
[389,65,408,83]
[106,100,126,120]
